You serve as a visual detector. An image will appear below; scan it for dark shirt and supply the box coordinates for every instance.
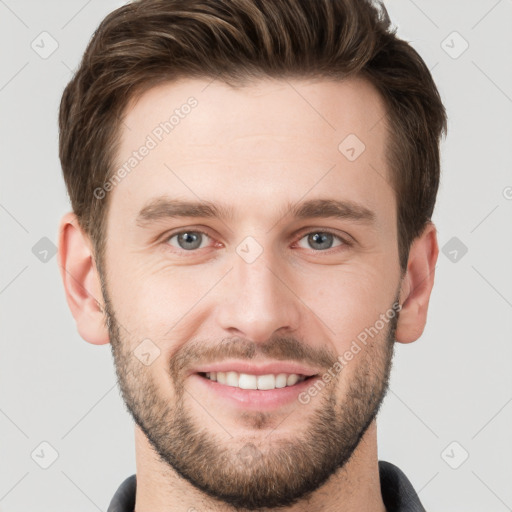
[107,460,426,511]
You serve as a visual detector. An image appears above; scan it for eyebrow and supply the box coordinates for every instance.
[136,196,376,227]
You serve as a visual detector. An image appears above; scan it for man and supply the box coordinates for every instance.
[57,0,446,510]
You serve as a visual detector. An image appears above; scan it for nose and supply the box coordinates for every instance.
[215,241,301,344]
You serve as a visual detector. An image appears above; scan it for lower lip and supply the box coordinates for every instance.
[189,373,319,411]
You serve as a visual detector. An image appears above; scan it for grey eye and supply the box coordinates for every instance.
[168,231,209,251]
[297,232,343,251]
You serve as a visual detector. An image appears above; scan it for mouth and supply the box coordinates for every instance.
[198,371,316,390]
[188,361,322,410]
[188,363,321,411]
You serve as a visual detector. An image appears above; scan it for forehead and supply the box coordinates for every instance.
[110,76,393,230]
[121,75,388,153]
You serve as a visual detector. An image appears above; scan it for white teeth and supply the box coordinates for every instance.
[257,374,275,390]
[203,371,308,390]
[275,373,288,388]
[239,373,257,389]
[226,371,238,387]
[287,374,299,386]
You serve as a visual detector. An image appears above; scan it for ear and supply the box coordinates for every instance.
[395,221,439,344]
[58,212,110,345]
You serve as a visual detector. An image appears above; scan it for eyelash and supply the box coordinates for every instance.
[161,228,353,255]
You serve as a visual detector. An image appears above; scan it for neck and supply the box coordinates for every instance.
[133,420,386,512]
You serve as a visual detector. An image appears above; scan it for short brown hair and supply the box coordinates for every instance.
[59,0,447,274]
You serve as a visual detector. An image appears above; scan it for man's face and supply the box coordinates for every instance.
[101,77,402,509]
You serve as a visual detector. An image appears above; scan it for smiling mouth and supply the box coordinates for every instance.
[197,371,318,390]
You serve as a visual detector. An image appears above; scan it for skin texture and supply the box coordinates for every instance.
[58,76,439,511]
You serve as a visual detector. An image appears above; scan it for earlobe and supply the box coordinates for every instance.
[395,222,439,344]
[58,212,110,345]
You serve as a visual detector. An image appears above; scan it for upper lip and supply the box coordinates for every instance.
[189,360,320,377]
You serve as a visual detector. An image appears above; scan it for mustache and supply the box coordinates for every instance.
[169,336,339,378]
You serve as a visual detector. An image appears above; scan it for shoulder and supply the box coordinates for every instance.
[379,460,426,512]
[107,474,136,512]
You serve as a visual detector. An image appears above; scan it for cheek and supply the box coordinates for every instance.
[298,264,396,348]
[108,261,217,343]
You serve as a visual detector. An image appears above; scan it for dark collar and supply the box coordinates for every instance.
[107,460,426,512]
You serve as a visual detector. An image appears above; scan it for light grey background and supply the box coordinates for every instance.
[1,0,511,510]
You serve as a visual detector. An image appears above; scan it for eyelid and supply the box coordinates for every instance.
[293,227,354,246]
